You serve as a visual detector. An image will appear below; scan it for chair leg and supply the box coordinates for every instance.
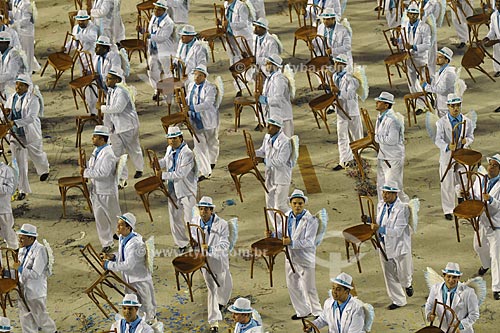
[352,243,362,273]
[320,110,331,134]
[464,67,476,82]
[139,193,153,222]
[306,71,313,91]
[60,186,67,217]
[293,37,297,57]
[268,255,274,287]
[454,215,461,243]
[234,103,240,131]
[40,61,49,77]
[345,240,350,262]
[311,110,321,129]
[250,250,255,279]
[231,173,244,202]
[352,152,365,179]
[209,40,215,63]
[82,183,93,214]
[385,64,393,88]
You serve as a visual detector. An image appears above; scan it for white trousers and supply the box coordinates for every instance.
[203,257,233,324]
[0,213,19,248]
[19,296,57,333]
[19,34,40,72]
[90,191,121,247]
[110,128,145,173]
[337,114,362,164]
[451,1,473,43]
[148,53,173,91]
[285,259,322,317]
[10,138,50,194]
[265,182,290,214]
[439,162,465,214]
[428,42,437,77]
[126,279,157,322]
[377,158,409,202]
[193,128,219,177]
[167,192,195,248]
[379,251,413,306]
[385,9,401,29]
[492,43,500,72]
[84,84,100,115]
[473,225,500,292]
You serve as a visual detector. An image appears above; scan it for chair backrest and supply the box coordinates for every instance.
[254,69,265,96]
[360,108,376,137]
[263,207,287,237]
[80,243,107,276]
[174,86,188,112]
[291,0,308,27]
[146,149,162,178]
[450,120,467,149]
[0,247,20,281]
[79,147,87,176]
[72,49,95,79]
[68,10,78,30]
[382,26,409,56]
[136,14,150,40]
[428,299,461,333]
[243,130,258,161]
[358,195,375,225]
[63,31,78,55]
[301,318,320,333]
[308,35,329,57]
[170,56,187,79]
[214,3,225,29]
[187,223,210,255]
[233,35,253,57]
[458,170,485,202]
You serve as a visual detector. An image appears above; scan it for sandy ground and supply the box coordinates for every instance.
[4,0,500,331]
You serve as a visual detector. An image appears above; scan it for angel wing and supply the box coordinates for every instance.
[314,208,328,246]
[32,1,38,22]
[454,67,467,97]
[283,64,296,99]
[425,111,440,142]
[361,301,375,332]
[290,135,299,168]
[119,48,131,77]
[117,82,137,104]
[228,217,238,251]
[32,85,45,118]
[8,159,19,196]
[408,198,420,232]
[340,18,352,36]
[341,0,348,14]
[426,14,437,46]
[214,76,224,109]
[352,65,369,102]
[478,165,487,175]
[43,239,54,276]
[196,39,211,58]
[115,154,128,186]
[424,267,444,291]
[437,0,447,27]
[15,48,29,74]
[192,149,203,177]
[465,109,477,132]
[464,276,487,306]
[271,33,283,54]
[145,236,155,273]
[252,309,263,325]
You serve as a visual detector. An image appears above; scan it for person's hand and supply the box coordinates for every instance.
[331,84,339,94]
[371,223,379,231]
[428,313,436,322]
[303,324,313,332]
[96,101,101,110]
[9,120,15,128]
[449,143,456,151]
[3,108,11,116]
[265,230,272,238]
[483,193,491,202]
[202,244,209,251]
[255,157,264,163]
[405,42,412,50]
[223,20,228,29]
[13,261,20,270]
[461,138,467,145]
[190,238,198,248]
[282,236,291,246]
[136,25,143,33]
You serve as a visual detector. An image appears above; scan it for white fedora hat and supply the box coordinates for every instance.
[407,3,420,13]
[266,54,283,68]
[179,24,197,35]
[96,36,112,46]
[153,0,169,9]
[74,9,91,20]
[0,317,10,332]
[166,126,183,138]
[17,223,38,237]
[0,31,10,42]
[118,212,136,229]
[119,294,142,307]
[193,64,209,77]
[442,262,463,276]
[374,91,395,104]
[381,184,400,192]
[320,8,336,18]
[108,67,124,81]
[289,189,308,204]
[15,74,32,86]
[253,18,269,29]
[487,153,500,166]
[267,116,283,128]
[438,47,454,61]
[333,54,348,64]
[330,272,354,289]
[197,196,215,208]
[228,297,253,313]
[93,125,111,137]
[447,93,462,104]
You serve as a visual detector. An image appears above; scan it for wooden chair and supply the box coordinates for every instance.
[305,35,331,92]
[75,88,104,148]
[292,3,321,57]
[198,3,227,62]
[404,66,434,126]
[301,318,320,333]
[227,130,268,202]
[250,208,295,287]
[160,86,200,142]
[156,57,187,112]
[58,147,93,217]
[234,70,265,131]
[461,42,496,82]
[68,10,78,30]
[229,36,255,96]
[349,108,379,180]
[343,196,387,273]
[40,32,78,90]
[120,14,149,69]
[134,149,177,222]
[0,247,30,316]
[382,27,413,88]
[80,243,137,317]
[172,223,220,302]
[136,0,156,22]
[288,0,308,23]
[69,50,97,112]
[415,299,461,333]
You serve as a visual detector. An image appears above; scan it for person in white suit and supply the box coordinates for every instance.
[10,0,39,72]
[259,55,293,136]
[372,184,413,310]
[252,18,281,72]
[306,0,341,25]
[306,273,366,332]
[159,126,197,252]
[422,0,444,76]
[65,10,98,72]
[190,197,233,333]
[228,297,263,333]
[90,0,125,44]
[174,25,208,78]
[101,68,144,179]
[3,74,49,201]
[255,117,293,216]
[110,294,154,333]
[83,125,121,253]
[16,224,57,333]
[470,154,500,300]
[103,213,157,323]
[281,190,322,320]
[0,162,18,248]
[0,32,24,102]
[224,0,253,66]
[450,0,473,48]
[425,262,479,332]
[331,54,363,171]
[315,9,352,62]
[0,14,20,49]
[384,0,402,28]
[483,0,500,77]
[374,92,408,203]
[422,47,457,117]
[248,0,266,20]
[434,94,474,220]
[186,65,219,179]
[169,0,190,24]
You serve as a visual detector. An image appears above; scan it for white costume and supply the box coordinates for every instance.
[90,0,125,43]
[186,79,219,177]
[190,213,233,325]
[106,232,157,321]
[4,89,49,195]
[315,22,352,61]
[384,0,402,28]
[422,0,443,75]
[425,282,479,333]
[312,295,366,332]
[0,23,21,49]
[18,239,57,333]
[175,38,208,77]
[224,0,253,65]
[485,9,500,73]
[306,0,342,23]
[451,0,473,44]
[0,162,18,248]
[253,32,280,71]
[83,144,121,248]
[423,65,457,117]
[261,71,293,136]
[159,141,197,248]
[67,21,99,55]
[169,0,189,24]
[10,0,39,72]
[404,18,431,96]
[434,114,474,215]
[110,317,153,333]
[255,129,293,215]
[248,0,266,19]
[376,197,413,307]
[102,83,144,177]
[0,46,24,101]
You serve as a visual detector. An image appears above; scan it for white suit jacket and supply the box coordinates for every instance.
[425,282,479,333]
[11,0,34,36]
[316,23,352,60]
[283,209,318,268]
[376,198,411,259]
[93,50,122,87]
[255,130,293,185]
[471,176,500,229]
[190,214,230,269]
[18,240,50,299]
[422,0,442,25]
[148,13,176,57]
[0,162,14,214]
[0,47,23,93]
[107,232,152,284]
[313,296,366,333]
[0,25,21,49]
[435,114,474,164]
[5,92,42,143]
[68,22,99,53]
[84,144,119,195]
[111,318,154,333]
[374,109,405,161]
[175,39,208,75]
[262,71,293,121]
[169,0,189,24]
[424,65,456,112]
[102,84,139,134]
[225,0,253,41]
[253,32,280,67]
[405,20,431,65]
[186,80,219,130]
[333,71,360,118]
[486,10,500,40]
[90,0,125,42]
[160,143,197,198]
[306,0,341,21]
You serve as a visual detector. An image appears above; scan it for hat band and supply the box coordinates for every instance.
[334,278,352,288]
[194,67,207,74]
[19,229,36,236]
[119,215,133,226]
[382,186,398,191]
[290,194,306,200]
[0,326,10,330]
[198,201,214,207]
[321,14,336,17]
[76,15,90,19]
[122,300,140,305]
[377,97,393,103]
[181,31,197,35]
[447,98,461,104]
[16,78,30,84]
[93,131,109,135]
[444,269,461,275]
[490,157,500,165]
[253,22,267,28]
[231,306,252,312]
[167,131,182,137]
[0,37,10,41]
[334,57,347,64]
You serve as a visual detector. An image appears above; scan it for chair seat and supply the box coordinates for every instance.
[48,52,73,70]
[306,56,330,69]
[294,26,317,39]
[343,224,374,243]
[467,14,489,25]
[228,158,255,175]
[462,47,485,67]
[58,176,84,187]
[404,92,426,99]
[136,0,155,11]
[134,176,162,195]
[251,238,284,256]
[172,252,206,272]
[69,75,94,89]
[0,278,17,292]
[384,52,408,64]
[120,39,146,49]
[199,27,225,39]
[414,327,445,333]
[350,136,374,150]
[234,96,256,106]
[161,113,187,126]
[309,93,335,110]
[453,200,485,218]
[453,149,482,166]
[230,57,255,73]
[0,124,9,138]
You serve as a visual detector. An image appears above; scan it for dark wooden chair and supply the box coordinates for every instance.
[291,2,321,57]
[415,299,461,333]
[302,318,320,333]
[382,26,413,88]
[461,42,496,82]
[58,147,93,217]
[40,32,78,90]
[75,89,104,148]
[0,247,30,316]
[68,10,78,30]
[234,70,265,131]
[305,35,331,92]
[198,3,227,63]
[350,108,379,180]
[160,86,200,142]
[0,123,9,163]
[343,196,387,273]
[250,208,295,287]
[121,14,149,69]
[69,50,97,113]
[288,0,308,23]
[136,0,155,21]
[227,130,268,202]
[404,65,434,126]
[156,57,187,113]
[172,224,219,302]
[229,36,255,96]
